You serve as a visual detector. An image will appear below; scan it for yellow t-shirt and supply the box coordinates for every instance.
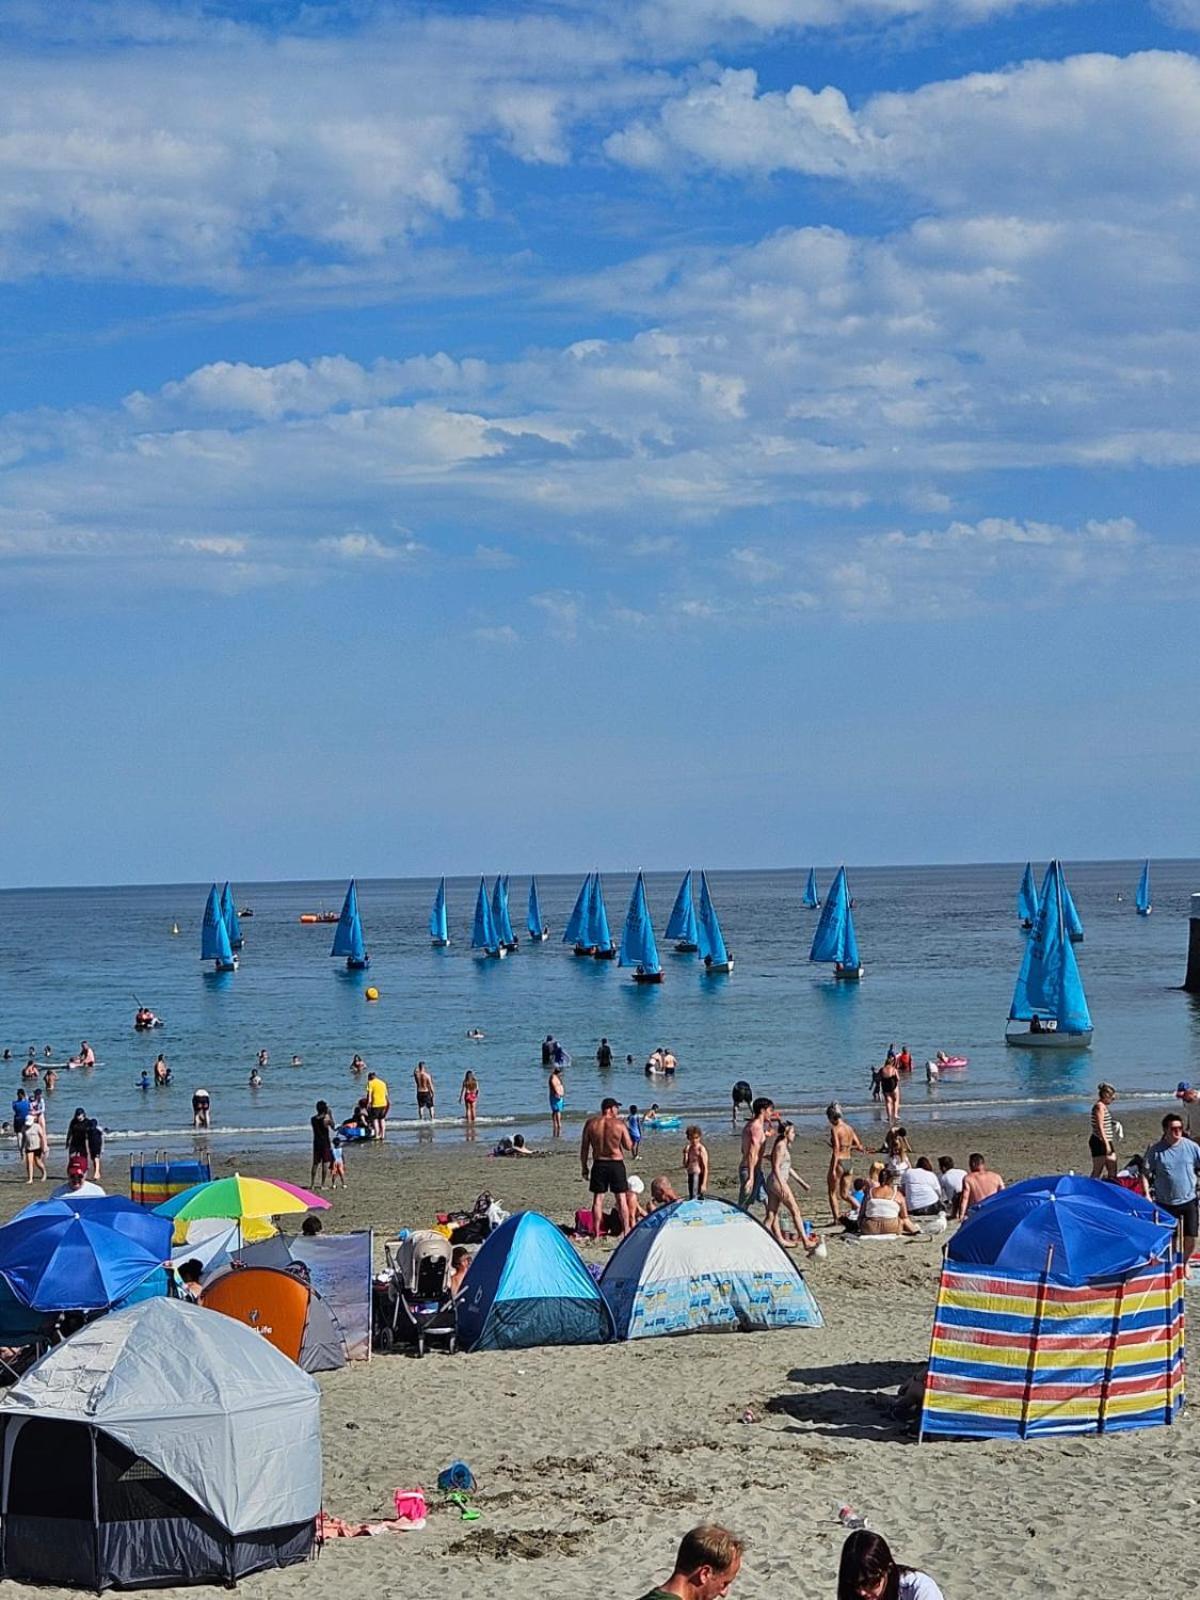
[366,1077,389,1108]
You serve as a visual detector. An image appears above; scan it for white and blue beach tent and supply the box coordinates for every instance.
[457,1211,615,1351]
[600,1197,823,1339]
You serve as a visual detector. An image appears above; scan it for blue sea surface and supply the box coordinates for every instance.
[0,863,1197,1150]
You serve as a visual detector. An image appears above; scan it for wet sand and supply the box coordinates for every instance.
[0,1100,1192,1600]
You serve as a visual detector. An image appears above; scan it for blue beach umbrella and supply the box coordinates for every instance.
[1000,1172,1163,1220]
[948,1185,1176,1284]
[0,1197,173,1312]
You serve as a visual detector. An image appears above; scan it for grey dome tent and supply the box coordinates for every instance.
[0,1296,321,1590]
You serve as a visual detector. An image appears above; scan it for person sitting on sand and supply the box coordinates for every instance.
[763,1122,821,1253]
[956,1152,1005,1219]
[881,1126,912,1177]
[860,1162,920,1237]
[837,1528,944,1600]
[492,1134,536,1157]
[650,1176,680,1207]
[176,1259,204,1302]
[449,1246,472,1298]
[1115,1152,1151,1197]
[900,1157,944,1217]
[638,1523,745,1600]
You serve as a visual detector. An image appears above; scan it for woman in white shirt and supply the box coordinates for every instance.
[900,1158,944,1217]
[837,1530,945,1600]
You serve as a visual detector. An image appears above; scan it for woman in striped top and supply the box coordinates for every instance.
[1090,1082,1118,1179]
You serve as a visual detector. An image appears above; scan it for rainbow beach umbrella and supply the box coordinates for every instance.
[155,1175,330,1246]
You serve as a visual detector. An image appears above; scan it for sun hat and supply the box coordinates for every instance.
[627,1175,645,1195]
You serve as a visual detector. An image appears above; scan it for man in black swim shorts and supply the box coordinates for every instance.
[581,1096,634,1237]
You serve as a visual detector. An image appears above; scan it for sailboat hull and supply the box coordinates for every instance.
[673,941,699,954]
[431,937,450,947]
[346,957,370,970]
[633,969,664,984]
[1137,908,1152,917]
[593,946,617,961]
[214,957,238,972]
[573,944,594,958]
[702,958,734,975]
[528,929,549,942]
[1005,1027,1092,1049]
[1068,933,1083,944]
[834,964,864,981]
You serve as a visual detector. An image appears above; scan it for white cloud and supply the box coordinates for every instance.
[473,543,518,568]
[318,533,421,562]
[472,623,522,644]
[530,588,583,639]
[729,544,785,582]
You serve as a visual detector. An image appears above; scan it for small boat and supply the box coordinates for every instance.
[563,873,594,956]
[238,907,254,918]
[665,869,700,952]
[1136,859,1152,917]
[697,870,733,974]
[1017,862,1039,930]
[472,876,506,958]
[201,884,237,972]
[220,883,244,951]
[802,868,821,910]
[619,871,663,983]
[170,922,180,936]
[588,873,617,960]
[429,877,451,946]
[527,876,549,942]
[492,875,519,952]
[299,906,338,924]
[809,865,862,980]
[331,878,370,970]
[1005,859,1092,1048]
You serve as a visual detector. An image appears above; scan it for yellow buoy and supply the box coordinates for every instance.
[365,986,379,1002]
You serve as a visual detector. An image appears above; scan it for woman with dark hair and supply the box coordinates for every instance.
[837,1530,944,1600]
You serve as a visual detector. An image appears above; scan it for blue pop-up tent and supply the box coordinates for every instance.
[456,1212,614,1352]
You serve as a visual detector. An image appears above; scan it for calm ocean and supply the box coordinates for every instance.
[1,863,1197,1153]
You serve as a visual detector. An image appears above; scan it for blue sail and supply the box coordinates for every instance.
[619,871,662,973]
[201,884,233,965]
[1017,862,1039,926]
[331,879,367,964]
[809,866,859,969]
[563,874,592,944]
[1041,861,1083,942]
[472,876,499,951]
[429,877,449,942]
[527,876,547,938]
[665,870,699,945]
[1010,860,1091,1033]
[589,873,614,952]
[1136,860,1152,915]
[220,883,244,949]
[696,871,729,966]
[802,868,821,909]
[492,876,516,946]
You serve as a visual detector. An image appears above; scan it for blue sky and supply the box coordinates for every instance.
[2,0,1199,886]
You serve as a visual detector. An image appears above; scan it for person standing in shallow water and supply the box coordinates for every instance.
[413,1061,435,1121]
[548,1064,565,1138]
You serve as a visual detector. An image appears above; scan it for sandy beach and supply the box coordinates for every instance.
[0,1103,1191,1600]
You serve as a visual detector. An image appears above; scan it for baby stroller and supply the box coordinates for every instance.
[373,1230,457,1356]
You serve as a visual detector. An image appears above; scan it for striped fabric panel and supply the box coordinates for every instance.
[921,1262,1186,1439]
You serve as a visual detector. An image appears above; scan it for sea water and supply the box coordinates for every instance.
[1,863,1197,1151]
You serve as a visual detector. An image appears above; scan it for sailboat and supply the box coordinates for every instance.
[696,870,733,973]
[563,872,594,955]
[472,876,505,958]
[1136,860,1152,917]
[1017,862,1039,930]
[220,882,244,950]
[619,871,663,983]
[589,873,617,960]
[331,879,370,970]
[1005,859,1092,1047]
[527,876,549,941]
[802,868,821,910]
[492,876,518,951]
[665,870,700,952]
[808,865,862,980]
[201,884,237,972]
[429,877,450,946]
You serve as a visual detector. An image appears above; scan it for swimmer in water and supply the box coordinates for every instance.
[467,1028,485,1040]
[249,1069,262,1088]
[291,1054,303,1067]
[137,1071,151,1091]
[350,1054,365,1075]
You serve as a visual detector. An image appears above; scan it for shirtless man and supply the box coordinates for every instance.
[826,1101,866,1223]
[580,1097,634,1236]
[413,1061,435,1121]
[738,1097,774,1209]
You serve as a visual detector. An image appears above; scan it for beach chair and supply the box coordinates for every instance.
[129,1152,212,1207]
[373,1232,456,1357]
[0,1279,57,1385]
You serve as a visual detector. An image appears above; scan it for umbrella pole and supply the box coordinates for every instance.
[1019,1244,1054,1441]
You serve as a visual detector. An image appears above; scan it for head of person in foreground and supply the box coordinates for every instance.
[838,1529,928,1600]
[658,1525,745,1600]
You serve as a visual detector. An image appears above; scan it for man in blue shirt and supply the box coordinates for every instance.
[1145,1112,1200,1262]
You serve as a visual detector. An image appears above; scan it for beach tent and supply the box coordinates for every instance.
[200,1264,346,1372]
[239,1230,374,1362]
[0,1296,320,1590]
[456,1211,615,1351]
[920,1177,1185,1440]
[600,1198,823,1339]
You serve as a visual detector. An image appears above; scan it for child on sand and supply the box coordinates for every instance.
[329,1138,346,1189]
[683,1125,709,1199]
[627,1105,643,1157]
